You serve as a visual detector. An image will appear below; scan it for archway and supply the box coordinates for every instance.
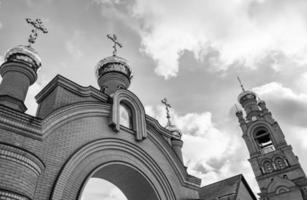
[80,163,160,200]
[51,139,176,200]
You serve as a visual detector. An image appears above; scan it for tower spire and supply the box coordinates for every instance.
[237,76,245,92]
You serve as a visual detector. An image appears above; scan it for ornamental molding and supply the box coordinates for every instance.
[0,143,45,176]
[110,89,147,141]
[35,74,108,104]
[0,189,29,200]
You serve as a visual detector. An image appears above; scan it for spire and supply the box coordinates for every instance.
[237,76,245,92]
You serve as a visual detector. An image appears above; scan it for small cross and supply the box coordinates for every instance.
[237,76,246,92]
[107,34,123,56]
[26,18,48,47]
[161,98,172,125]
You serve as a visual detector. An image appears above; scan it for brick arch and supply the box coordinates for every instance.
[51,138,176,200]
[110,89,147,141]
[247,121,277,149]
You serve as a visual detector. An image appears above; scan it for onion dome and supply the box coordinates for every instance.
[3,45,42,72]
[95,55,132,80]
[96,55,133,95]
[237,90,257,104]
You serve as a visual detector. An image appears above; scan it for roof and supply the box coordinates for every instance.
[199,174,257,200]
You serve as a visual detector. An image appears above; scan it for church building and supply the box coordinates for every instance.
[0,18,306,200]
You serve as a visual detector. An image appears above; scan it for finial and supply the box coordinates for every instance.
[237,76,246,92]
[107,34,123,56]
[26,18,48,47]
[161,97,172,126]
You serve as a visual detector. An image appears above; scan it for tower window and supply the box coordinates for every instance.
[119,103,133,129]
[254,128,275,153]
[263,160,274,173]
[275,157,286,170]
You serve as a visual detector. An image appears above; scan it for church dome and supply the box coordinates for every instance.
[237,90,257,103]
[95,55,132,80]
[4,45,42,71]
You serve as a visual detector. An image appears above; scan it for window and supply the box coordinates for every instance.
[263,161,274,173]
[275,158,286,170]
[254,128,275,153]
[119,103,133,129]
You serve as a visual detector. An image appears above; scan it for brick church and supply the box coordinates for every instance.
[0,19,306,200]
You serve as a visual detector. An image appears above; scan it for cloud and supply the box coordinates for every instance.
[81,178,126,200]
[96,0,307,78]
[254,82,307,127]
[145,105,258,191]
[65,30,84,60]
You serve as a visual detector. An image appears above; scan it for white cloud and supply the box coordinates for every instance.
[124,0,307,78]
[254,82,307,106]
[145,105,257,190]
[65,30,84,60]
[81,178,126,200]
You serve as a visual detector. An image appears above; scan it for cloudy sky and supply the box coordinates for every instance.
[1,0,307,199]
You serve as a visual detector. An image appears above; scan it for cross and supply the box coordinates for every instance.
[26,18,48,47]
[107,34,123,56]
[161,98,172,125]
[237,76,246,92]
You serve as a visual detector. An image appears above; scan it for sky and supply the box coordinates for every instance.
[1,0,307,199]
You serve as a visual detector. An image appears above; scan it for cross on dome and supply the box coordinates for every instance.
[161,97,172,126]
[107,34,123,56]
[26,18,48,47]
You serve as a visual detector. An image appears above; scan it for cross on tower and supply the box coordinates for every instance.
[107,34,123,56]
[161,98,172,126]
[26,18,48,47]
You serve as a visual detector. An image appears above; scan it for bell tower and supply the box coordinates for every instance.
[235,79,307,200]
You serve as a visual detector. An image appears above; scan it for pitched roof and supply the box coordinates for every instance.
[199,174,257,200]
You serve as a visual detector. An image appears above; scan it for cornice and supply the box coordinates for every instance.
[145,115,180,140]
[35,74,108,104]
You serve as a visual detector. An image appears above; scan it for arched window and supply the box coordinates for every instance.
[119,103,133,129]
[263,161,274,173]
[275,157,286,170]
[254,128,275,153]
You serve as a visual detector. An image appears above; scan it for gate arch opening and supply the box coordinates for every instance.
[79,163,160,200]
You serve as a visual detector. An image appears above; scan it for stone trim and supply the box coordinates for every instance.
[110,89,147,141]
[51,138,176,200]
[0,143,45,176]
[0,189,29,200]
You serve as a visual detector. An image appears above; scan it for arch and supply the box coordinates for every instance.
[110,89,147,141]
[262,160,274,174]
[248,123,276,154]
[276,186,290,194]
[80,162,160,200]
[267,176,295,194]
[51,138,176,200]
[274,157,287,170]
